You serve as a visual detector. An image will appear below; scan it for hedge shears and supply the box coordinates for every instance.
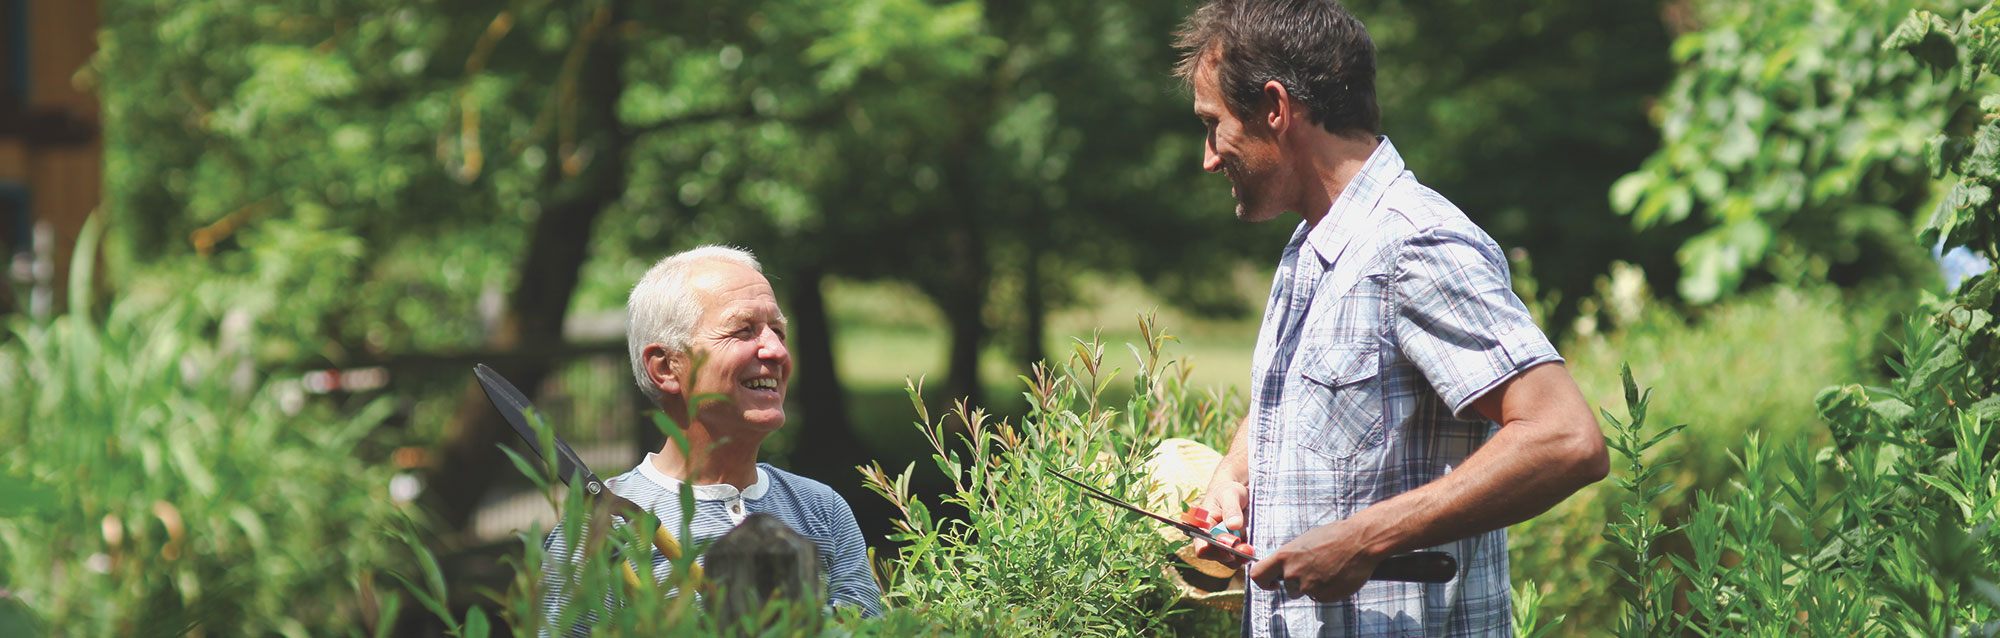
[1047,467,1459,583]
[474,363,702,589]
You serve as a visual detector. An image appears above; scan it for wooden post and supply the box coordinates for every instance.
[0,0,101,316]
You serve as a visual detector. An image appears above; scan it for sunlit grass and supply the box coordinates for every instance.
[825,273,1265,401]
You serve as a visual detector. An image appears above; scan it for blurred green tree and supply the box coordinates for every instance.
[531,0,1278,502]
[94,0,1266,533]
[98,0,981,528]
[1351,0,1677,329]
[1609,0,1966,303]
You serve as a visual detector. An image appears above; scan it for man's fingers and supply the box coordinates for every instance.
[1248,553,1309,599]
[1192,504,1244,536]
[1220,514,1244,531]
[1192,539,1245,566]
[1248,554,1282,590]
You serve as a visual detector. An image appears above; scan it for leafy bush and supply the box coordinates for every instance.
[861,317,1242,636]
[1565,279,1900,477]
[1550,324,2000,636]
[1610,0,1961,302]
[1511,6,2000,635]
[1509,276,1898,633]
[0,224,409,636]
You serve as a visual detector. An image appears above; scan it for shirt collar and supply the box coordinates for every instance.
[1304,136,1404,265]
[636,452,770,501]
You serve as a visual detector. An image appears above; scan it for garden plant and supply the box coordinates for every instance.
[1506,6,2000,636]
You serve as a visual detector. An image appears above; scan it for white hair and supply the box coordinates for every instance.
[627,245,762,404]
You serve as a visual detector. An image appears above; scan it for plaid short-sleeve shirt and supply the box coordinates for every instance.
[1244,138,1560,637]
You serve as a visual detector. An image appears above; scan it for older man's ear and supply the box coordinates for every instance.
[644,344,683,397]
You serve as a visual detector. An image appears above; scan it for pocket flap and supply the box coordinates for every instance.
[1298,342,1378,387]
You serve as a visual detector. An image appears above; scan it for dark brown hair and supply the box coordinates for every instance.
[1174,0,1380,137]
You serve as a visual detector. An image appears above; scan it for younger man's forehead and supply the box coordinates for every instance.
[1190,57,1224,113]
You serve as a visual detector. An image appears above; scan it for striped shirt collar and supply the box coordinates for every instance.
[635,452,770,501]
[1303,136,1404,267]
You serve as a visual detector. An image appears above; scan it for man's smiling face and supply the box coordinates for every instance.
[1193,53,1289,223]
[680,260,792,434]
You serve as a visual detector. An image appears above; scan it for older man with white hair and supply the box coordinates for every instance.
[540,245,883,635]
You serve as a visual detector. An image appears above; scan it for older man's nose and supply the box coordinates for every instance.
[759,328,790,361]
[1202,140,1224,173]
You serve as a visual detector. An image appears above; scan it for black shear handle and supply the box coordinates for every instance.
[1372,551,1456,583]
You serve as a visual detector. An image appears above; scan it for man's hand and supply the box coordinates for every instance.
[1247,519,1381,601]
[1189,475,1249,566]
[1229,362,1606,602]
[1189,416,1254,567]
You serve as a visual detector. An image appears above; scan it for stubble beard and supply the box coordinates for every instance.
[1226,161,1257,221]
[1232,198,1255,221]
[1227,163,1280,223]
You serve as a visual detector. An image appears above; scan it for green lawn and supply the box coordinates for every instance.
[809,273,1266,461]
[825,273,1265,395]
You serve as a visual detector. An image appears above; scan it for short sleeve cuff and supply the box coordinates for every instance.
[1444,329,1563,421]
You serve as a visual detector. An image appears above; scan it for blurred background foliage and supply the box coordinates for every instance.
[1,220,409,636]
[1511,277,1907,631]
[1,0,1990,634]
[1611,0,1957,303]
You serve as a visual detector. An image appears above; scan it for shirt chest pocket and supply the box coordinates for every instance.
[1294,342,1386,460]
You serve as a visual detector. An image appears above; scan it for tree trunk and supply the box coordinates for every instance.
[1019,242,1047,370]
[424,3,632,531]
[785,263,859,476]
[940,225,988,409]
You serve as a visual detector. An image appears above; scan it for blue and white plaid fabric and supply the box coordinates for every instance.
[1243,138,1560,637]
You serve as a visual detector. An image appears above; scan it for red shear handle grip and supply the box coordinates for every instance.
[1184,507,1240,538]
[1372,551,1457,583]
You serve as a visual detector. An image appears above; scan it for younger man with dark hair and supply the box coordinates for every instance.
[1173,1,1609,636]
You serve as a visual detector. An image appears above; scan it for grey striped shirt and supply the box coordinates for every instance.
[539,455,884,636]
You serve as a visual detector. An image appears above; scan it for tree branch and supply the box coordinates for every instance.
[622,100,848,139]
[622,102,760,138]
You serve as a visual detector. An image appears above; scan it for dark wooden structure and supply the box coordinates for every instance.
[0,0,100,316]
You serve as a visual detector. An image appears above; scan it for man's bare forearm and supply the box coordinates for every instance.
[1338,363,1608,560]
[1215,415,1250,485]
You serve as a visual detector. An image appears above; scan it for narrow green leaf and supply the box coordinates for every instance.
[388,572,453,629]
[459,607,489,638]
[372,592,403,638]
[499,444,549,488]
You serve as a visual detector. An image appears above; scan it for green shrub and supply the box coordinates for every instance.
[1513,6,2000,634]
[861,317,1242,636]
[1552,322,2000,637]
[1566,280,1900,477]
[1609,0,1960,303]
[1510,278,1899,633]
[0,225,409,636]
